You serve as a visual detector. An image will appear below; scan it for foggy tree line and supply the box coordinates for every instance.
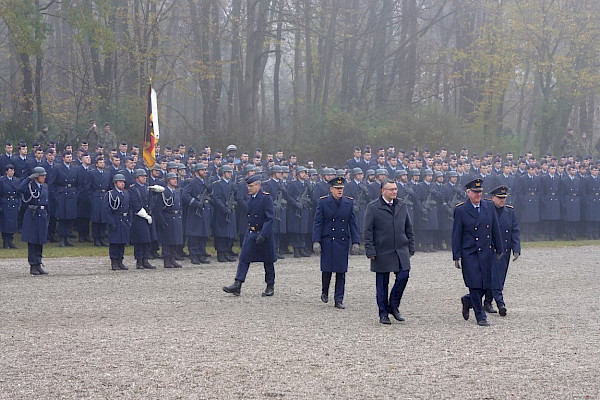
[1,0,600,163]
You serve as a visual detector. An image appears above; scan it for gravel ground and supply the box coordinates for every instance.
[0,246,599,399]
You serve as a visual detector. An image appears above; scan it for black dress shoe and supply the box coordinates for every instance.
[224,254,237,262]
[321,293,329,303]
[477,319,490,326]
[461,297,470,320]
[136,260,145,269]
[37,264,49,275]
[172,258,183,268]
[223,280,242,296]
[262,284,274,297]
[94,239,102,247]
[150,251,162,258]
[30,266,41,276]
[142,259,156,269]
[484,303,497,313]
[228,250,239,257]
[111,260,121,271]
[217,253,228,262]
[379,315,392,325]
[498,305,507,316]
[334,302,345,309]
[198,256,210,264]
[389,309,405,321]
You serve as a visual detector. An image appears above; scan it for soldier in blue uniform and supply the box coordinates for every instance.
[583,164,600,239]
[262,165,287,258]
[103,174,131,271]
[223,175,278,297]
[20,167,50,275]
[484,186,521,316]
[155,172,184,268]
[539,163,561,240]
[211,165,238,262]
[561,164,582,240]
[513,164,540,241]
[312,177,360,309]
[129,169,158,269]
[50,150,80,247]
[89,156,111,246]
[286,166,313,258]
[182,163,212,264]
[0,165,20,248]
[452,178,503,326]
[343,168,368,253]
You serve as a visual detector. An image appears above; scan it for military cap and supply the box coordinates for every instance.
[221,165,233,173]
[446,170,458,177]
[329,176,345,188]
[296,166,307,173]
[490,185,508,198]
[246,175,262,185]
[151,164,162,171]
[254,166,263,173]
[434,170,444,178]
[164,172,178,180]
[465,178,483,192]
[366,169,375,176]
[336,169,346,177]
[309,168,318,176]
[29,166,47,178]
[322,167,335,175]
[226,144,237,152]
[281,166,290,173]
[374,168,388,176]
[410,169,421,176]
[166,161,178,170]
[271,165,283,174]
[244,164,255,173]
[423,169,434,176]
[113,173,126,183]
[394,169,408,178]
[352,167,364,176]
[194,163,207,171]
[134,168,147,178]
[177,163,186,170]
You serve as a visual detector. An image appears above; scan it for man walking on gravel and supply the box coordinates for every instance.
[363,178,415,325]
[223,175,277,297]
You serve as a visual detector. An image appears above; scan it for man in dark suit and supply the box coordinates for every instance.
[364,178,415,325]
[452,178,503,327]
[312,177,360,309]
[223,175,278,297]
[485,186,521,316]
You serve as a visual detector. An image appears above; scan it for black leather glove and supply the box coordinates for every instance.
[255,235,265,245]
[512,253,520,261]
[454,259,461,269]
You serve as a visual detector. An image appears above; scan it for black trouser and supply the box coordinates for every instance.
[214,236,230,253]
[91,222,107,239]
[27,243,43,265]
[133,242,152,260]
[76,217,90,236]
[289,233,305,248]
[188,236,208,257]
[543,220,558,240]
[58,219,75,238]
[109,243,125,260]
[322,272,345,303]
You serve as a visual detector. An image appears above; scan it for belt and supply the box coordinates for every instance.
[66,184,73,188]
[530,192,536,195]
[572,194,578,196]
[28,205,46,210]
[113,212,128,217]
[249,225,263,231]
[164,210,180,214]
[551,193,556,195]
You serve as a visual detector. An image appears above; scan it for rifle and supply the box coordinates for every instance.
[353,184,369,213]
[225,188,237,223]
[398,193,414,206]
[295,182,312,217]
[194,186,213,218]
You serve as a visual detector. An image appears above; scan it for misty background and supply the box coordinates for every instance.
[1,0,599,164]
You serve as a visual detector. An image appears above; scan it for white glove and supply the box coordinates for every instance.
[146,215,153,225]
[137,208,152,225]
[148,185,165,193]
[313,242,321,255]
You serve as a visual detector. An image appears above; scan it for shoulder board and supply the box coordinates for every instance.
[320,195,328,199]
[455,202,465,207]
[505,205,514,209]
[263,192,270,195]
[484,198,491,201]
[345,196,353,200]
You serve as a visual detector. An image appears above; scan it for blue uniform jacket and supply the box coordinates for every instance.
[50,163,80,219]
[584,176,600,221]
[262,178,287,234]
[182,177,212,237]
[211,179,237,238]
[492,205,520,291]
[312,195,360,273]
[0,176,20,233]
[19,177,49,244]
[154,187,184,245]
[561,176,582,222]
[129,182,156,243]
[286,180,311,234]
[240,191,277,263]
[89,169,112,223]
[452,199,504,289]
[103,189,131,244]
[540,174,561,220]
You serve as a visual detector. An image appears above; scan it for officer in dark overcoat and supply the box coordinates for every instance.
[103,174,131,271]
[484,186,520,316]
[539,163,561,240]
[452,178,503,326]
[129,169,158,269]
[223,175,277,297]
[182,163,212,264]
[50,150,80,247]
[513,164,540,241]
[89,156,111,246]
[343,167,368,252]
[211,165,237,262]
[415,169,442,252]
[583,164,600,239]
[19,167,50,275]
[363,178,415,324]
[0,164,20,248]
[235,165,254,248]
[312,177,360,309]
[286,166,312,258]
[155,172,184,268]
[76,152,93,243]
[262,165,287,258]
[561,165,582,240]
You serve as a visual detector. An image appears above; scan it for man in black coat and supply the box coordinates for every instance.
[364,178,415,325]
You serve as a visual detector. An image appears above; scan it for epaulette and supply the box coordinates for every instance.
[263,192,270,195]
[505,205,514,209]
[345,196,353,200]
[320,195,328,199]
[484,198,491,201]
[455,202,465,207]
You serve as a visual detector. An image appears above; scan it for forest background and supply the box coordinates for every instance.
[1,0,600,165]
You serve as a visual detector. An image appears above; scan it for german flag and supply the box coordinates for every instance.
[143,84,160,168]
